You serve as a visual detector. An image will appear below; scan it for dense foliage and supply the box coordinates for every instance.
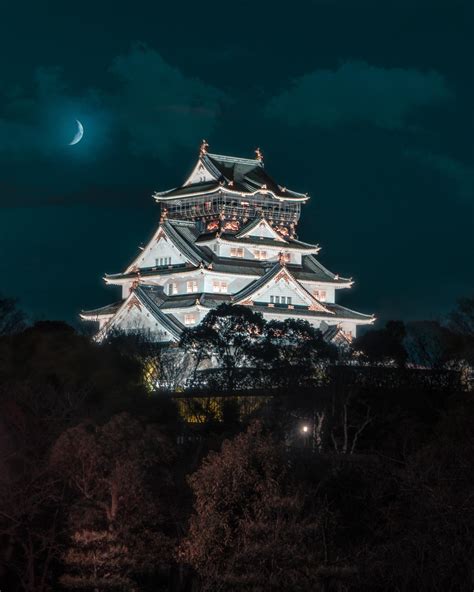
[1,295,474,591]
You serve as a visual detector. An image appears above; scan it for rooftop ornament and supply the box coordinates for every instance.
[255,147,263,162]
[200,139,209,157]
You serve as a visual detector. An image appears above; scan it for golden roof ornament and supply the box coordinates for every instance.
[255,147,263,161]
[200,139,209,157]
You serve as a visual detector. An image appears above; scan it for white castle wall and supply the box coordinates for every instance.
[135,237,188,269]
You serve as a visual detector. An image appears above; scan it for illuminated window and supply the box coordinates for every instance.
[313,290,327,302]
[186,280,198,293]
[184,313,197,325]
[270,295,292,305]
[254,250,267,260]
[212,280,228,293]
[168,282,178,295]
[230,247,244,258]
[282,252,291,263]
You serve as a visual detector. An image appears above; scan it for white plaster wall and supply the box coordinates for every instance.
[255,281,308,306]
[300,283,336,303]
[245,221,281,240]
[261,311,322,329]
[173,309,206,327]
[163,273,204,295]
[202,273,253,295]
[219,243,301,265]
[136,238,188,269]
[111,306,173,342]
[339,321,357,338]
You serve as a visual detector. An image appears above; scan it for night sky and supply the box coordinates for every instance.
[1,0,472,326]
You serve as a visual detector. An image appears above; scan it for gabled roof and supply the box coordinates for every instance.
[299,255,352,285]
[235,217,285,241]
[95,286,184,341]
[124,219,208,274]
[153,152,309,202]
[233,263,332,313]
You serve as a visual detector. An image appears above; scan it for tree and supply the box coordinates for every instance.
[447,296,474,365]
[404,320,457,368]
[353,320,407,367]
[0,321,148,418]
[50,413,175,591]
[0,294,27,336]
[0,397,64,592]
[257,318,337,389]
[180,304,265,392]
[448,296,474,338]
[180,422,338,591]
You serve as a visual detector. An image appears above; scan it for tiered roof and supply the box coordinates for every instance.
[154,152,309,202]
[105,217,351,287]
[81,146,374,344]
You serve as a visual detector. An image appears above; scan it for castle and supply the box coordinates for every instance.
[81,143,373,344]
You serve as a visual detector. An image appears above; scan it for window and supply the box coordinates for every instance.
[212,280,228,293]
[186,280,198,293]
[270,295,292,305]
[313,289,327,302]
[168,282,178,296]
[155,257,171,267]
[282,252,291,263]
[230,247,244,258]
[184,313,197,325]
[254,249,267,260]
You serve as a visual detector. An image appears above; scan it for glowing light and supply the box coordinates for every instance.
[301,425,309,434]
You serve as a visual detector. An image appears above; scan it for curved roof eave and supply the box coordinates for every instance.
[153,186,309,203]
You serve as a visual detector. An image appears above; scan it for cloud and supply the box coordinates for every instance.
[405,149,474,202]
[265,61,451,130]
[106,44,227,159]
[0,67,103,158]
[0,45,227,162]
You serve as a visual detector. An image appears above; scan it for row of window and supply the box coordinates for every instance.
[155,257,171,267]
[168,280,229,295]
[229,247,292,263]
[167,283,326,300]
[270,295,292,305]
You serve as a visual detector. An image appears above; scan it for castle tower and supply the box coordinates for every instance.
[81,145,374,345]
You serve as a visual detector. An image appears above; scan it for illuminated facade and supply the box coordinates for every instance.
[81,144,374,344]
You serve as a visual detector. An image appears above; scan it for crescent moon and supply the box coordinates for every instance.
[69,120,84,145]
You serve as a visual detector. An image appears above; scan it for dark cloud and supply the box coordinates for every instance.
[0,67,103,158]
[264,61,451,130]
[106,44,227,159]
[0,45,227,163]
